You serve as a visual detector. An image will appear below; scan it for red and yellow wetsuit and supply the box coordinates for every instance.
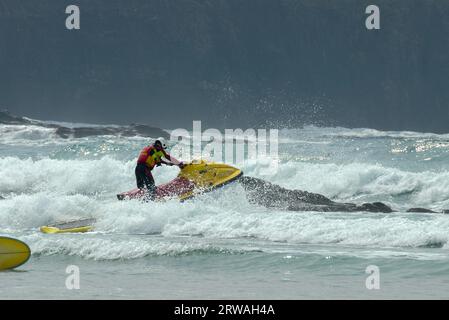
[137,145,170,169]
[135,144,180,198]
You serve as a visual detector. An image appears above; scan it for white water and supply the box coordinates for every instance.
[1,122,449,298]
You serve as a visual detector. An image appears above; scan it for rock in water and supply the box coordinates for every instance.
[238,176,394,213]
[406,208,437,213]
[0,110,30,124]
[55,125,169,139]
[1,110,169,139]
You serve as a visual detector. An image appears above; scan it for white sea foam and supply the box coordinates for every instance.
[25,235,239,260]
[280,126,449,141]
[2,183,449,256]
[0,124,59,144]
[2,123,449,259]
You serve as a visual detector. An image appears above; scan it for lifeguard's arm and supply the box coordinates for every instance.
[159,159,173,166]
[162,151,182,165]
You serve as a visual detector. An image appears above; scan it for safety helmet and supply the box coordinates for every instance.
[154,137,167,150]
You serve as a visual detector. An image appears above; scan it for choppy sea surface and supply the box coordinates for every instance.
[1,122,449,299]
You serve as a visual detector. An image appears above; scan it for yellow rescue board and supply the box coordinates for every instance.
[40,218,96,234]
[40,226,93,234]
[0,237,31,270]
[178,160,243,201]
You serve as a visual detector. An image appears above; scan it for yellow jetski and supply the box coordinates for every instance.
[117,160,243,201]
[41,161,242,234]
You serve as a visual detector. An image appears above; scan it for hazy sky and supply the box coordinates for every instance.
[1,0,448,132]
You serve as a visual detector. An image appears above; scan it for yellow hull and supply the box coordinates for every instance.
[177,160,243,200]
[0,237,31,270]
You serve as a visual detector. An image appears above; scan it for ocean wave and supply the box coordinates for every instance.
[0,111,169,142]
[26,235,247,260]
[280,126,449,141]
[0,156,138,195]
[242,159,449,209]
[0,124,59,144]
[162,209,449,249]
[1,124,449,253]
[2,155,449,210]
[2,186,449,253]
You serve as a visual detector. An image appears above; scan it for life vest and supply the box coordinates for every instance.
[137,145,165,169]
